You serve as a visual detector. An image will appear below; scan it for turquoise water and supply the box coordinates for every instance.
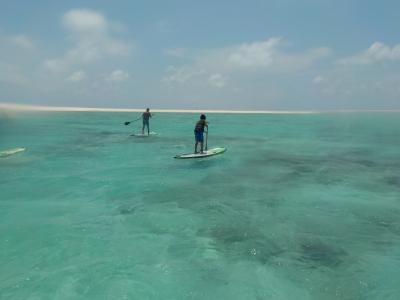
[1,111,400,299]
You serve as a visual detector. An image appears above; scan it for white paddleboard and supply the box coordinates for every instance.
[175,147,226,159]
[131,132,158,137]
[0,147,26,158]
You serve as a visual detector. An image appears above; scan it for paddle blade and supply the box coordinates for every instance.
[124,121,130,126]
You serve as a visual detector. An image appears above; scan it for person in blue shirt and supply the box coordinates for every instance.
[194,114,208,153]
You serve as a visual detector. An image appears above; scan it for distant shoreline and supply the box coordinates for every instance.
[1,102,399,114]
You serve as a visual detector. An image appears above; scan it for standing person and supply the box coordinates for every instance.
[194,114,208,154]
[142,108,152,135]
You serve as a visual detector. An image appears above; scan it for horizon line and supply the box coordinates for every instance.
[1,102,400,114]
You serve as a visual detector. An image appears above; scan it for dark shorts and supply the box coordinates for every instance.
[194,131,203,142]
[143,120,149,126]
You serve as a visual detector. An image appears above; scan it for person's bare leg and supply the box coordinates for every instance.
[194,142,199,153]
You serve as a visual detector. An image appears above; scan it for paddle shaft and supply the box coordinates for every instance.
[205,128,208,151]
[126,113,155,125]
[131,117,142,123]
[125,117,142,125]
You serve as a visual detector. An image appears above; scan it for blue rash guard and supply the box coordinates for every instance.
[194,119,206,142]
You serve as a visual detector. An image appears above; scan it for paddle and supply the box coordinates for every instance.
[124,117,141,126]
[205,128,208,151]
[124,113,156,126]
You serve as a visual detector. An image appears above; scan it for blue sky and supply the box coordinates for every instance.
[1,0,399,109]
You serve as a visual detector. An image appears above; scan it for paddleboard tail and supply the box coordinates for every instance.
[0,148,26,158]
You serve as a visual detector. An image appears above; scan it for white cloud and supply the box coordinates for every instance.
[161,38,331,89]
[195,38,331,73]
[0,34,34,51]
[161,66,228,89]
[338,42,400,65]
[162,66,206,85]
[106,70,129,82]
[66,70,86,82]
[44,9,131,72]
[228,38,281,67]
[62,9,107,34]
[313,75,325,84]
[44,59,67,72]
[8,35,34,50]
[208,73,227,88]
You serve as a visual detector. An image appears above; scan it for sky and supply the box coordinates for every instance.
[0,0,399,110]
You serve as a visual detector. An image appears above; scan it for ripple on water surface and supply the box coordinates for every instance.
[1,112,400,299]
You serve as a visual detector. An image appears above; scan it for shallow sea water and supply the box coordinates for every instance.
[1,111,400,299]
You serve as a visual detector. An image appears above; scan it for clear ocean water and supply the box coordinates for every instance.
[1,111,400,300]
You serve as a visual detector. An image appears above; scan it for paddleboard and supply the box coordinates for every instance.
[175,147,226,159]
[0,147,26,158]
[131,132,158,137]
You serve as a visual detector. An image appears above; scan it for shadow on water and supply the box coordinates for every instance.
[255,196,286,209]
[217,135,270,144]
[98,130,121,136]
[298,240,347,268]
[127,137,163,144]
[363,213,400,236]
[248,149,377,170]
[117,204,143,215]
[196,225,285,265]
[239,148,386,192]
[42,130,137,158]
[173,158,222,170]
[243,149,325,169]
[384,176,400,189]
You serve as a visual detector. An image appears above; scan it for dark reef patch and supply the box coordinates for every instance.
[197,225,285,264]
[385,176,400,188]
[299,240,346,268]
